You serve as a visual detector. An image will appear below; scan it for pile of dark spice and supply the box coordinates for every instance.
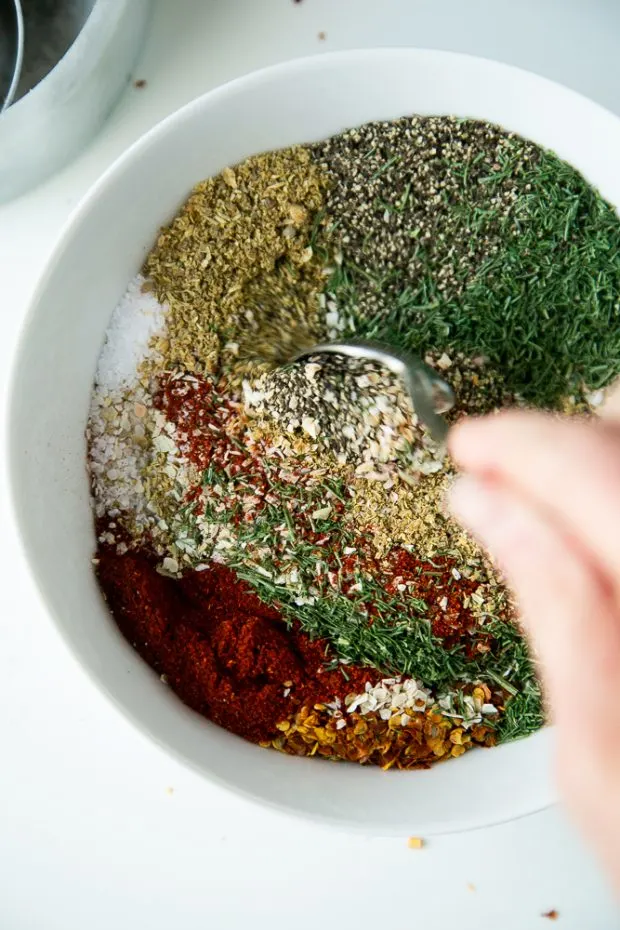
[89,112,620,768]
[311,116,539,303]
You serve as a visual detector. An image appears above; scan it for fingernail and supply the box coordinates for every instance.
[449,476,538,564]
[448,475,499,538]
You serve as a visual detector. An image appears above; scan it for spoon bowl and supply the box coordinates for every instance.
[292,338,455,443]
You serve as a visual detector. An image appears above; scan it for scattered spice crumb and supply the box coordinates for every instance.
[318,31,327,40]
[165,786,174,796]
[466,883,476,892]
[407,836,424,849]
[134,79,147,89]
[542,911,559,921]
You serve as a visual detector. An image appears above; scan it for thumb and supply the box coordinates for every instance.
[448,475,620,727]
[601,376,620,421]
[450,474,620,888]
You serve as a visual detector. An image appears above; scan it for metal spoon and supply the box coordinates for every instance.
[291,338,455,444]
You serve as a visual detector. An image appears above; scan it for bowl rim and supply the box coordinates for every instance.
[12,45,612,834]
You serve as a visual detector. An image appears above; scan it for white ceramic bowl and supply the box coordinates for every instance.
[10,48,620,834]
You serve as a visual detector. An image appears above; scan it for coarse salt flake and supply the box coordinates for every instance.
[301,416,318,439]
[95,274,168,392]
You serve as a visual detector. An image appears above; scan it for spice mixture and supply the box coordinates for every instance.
[88,115,620,770]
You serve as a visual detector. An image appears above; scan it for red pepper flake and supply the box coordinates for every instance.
[407,836,424,849]
[383,549,480,643]
[542,911,559,921]
[157,373,362,567]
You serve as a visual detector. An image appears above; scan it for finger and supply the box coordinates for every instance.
[600,377,620,421]
[449,411,620,587]
[451,475,620,888]
[449,474,620,726]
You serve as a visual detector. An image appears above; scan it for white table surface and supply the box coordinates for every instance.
[2,1,620,927]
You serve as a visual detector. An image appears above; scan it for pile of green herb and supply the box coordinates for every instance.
[313,115,620,407]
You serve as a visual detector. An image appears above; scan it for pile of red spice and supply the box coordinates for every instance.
[96,548,370,743]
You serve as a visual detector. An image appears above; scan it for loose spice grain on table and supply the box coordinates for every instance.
[89,114,620,767]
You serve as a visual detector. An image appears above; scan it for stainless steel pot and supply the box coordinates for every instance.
[0,0,151,202]
[0,0,24,112]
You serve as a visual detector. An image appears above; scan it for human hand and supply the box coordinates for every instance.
[448,408,620,889]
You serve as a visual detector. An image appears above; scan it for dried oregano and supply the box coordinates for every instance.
[144,146,329,375]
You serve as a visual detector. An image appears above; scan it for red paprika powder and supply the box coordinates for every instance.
[96,548,370,743]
